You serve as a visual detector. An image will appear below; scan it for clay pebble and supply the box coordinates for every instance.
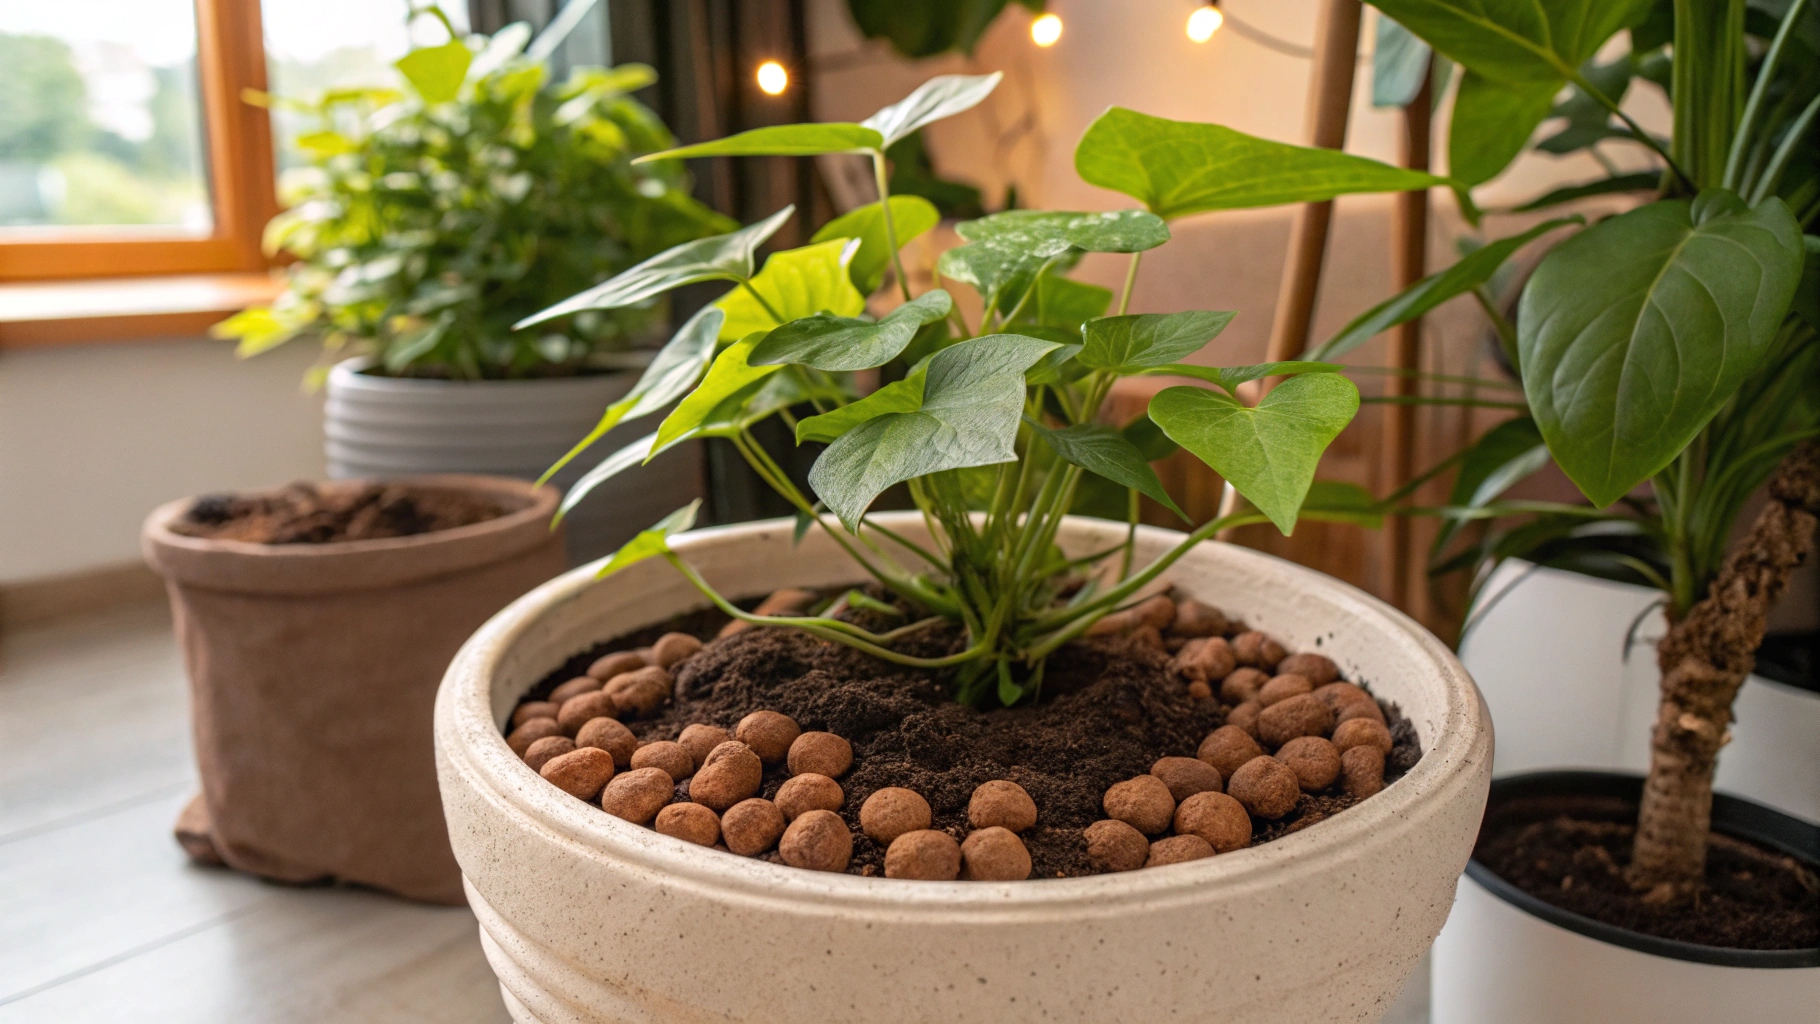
[885,830,962,880]
[1231,631,1287,670]
[540,747,616,802]
[1150,756,1223,803]
[967,780,1038,832]
[522,735,575,773]
[1258,692,1335,748]
[1144,834,1215,867]
[575,716,639,767]
[1227,755,1300,820]
[548,676,602,705]
[1331,717,1394,756]
[689,741,763,811]
[1102,774,1176,835]
[599,766,673,824]
[1225,700,1263,740]
[720,588,816,637]
[586,650,645,681]
[654,802,720,846]
[1169,599,1228,637]
[677,723,731,766]
[779,809,852,872]
[649,632,703,669]
[1173,791,1252,853]
[506,717,563,756]
[787,731,852,778]
[1256,672,1313,707]
[960,827,1032,880]
[511,701,559,728]
[1341,745,1386,798]
[721,798,787,856]
[1084,819,1150,873]
[631,740,694,781]
[1277,652,1339,686]
[735,710,800,765]
[775,773,844,821]
[1274,735,1341,791]
[860,787,933,845]
[1198,725,1265,780]
[556,690,619,735]
[1172,636,1236,685]
[1220,667,1270,705]
[605,666,671,717]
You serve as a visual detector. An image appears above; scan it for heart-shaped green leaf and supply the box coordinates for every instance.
[751,289,952,370]
[598,500,700,578]
[517,207,793,328]
[811,196,941,294]
[1368,0,1654,85]
[795,360,930,444]
[540,305,724,484]
[1029,421,1185,519]
[956,209,1170,257]
[936,240,1046,313]
[1518,193,1805,507]
[654,333,784,451]
[1149,373,1360,533]
[1079,311,1237,371]
[1075,108,1450,220]
[635,123,883,162]
[713,237,868,339]
[808,334,1059,528]
[860,72,1002,148]
[1141,361,1343,396]
[1024,343,1086,386]
[1312,216,1581,360]
[395,39,472,104]
[1449,70,1559,186]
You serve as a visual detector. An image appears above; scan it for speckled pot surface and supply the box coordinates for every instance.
[435,514,1493,1024]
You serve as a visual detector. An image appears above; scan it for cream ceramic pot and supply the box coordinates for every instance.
[435,514,1494,1024]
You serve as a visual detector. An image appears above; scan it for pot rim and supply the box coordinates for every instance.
[437,513,1492,916]
[328,355,650,391]
[1465,769,1820,968]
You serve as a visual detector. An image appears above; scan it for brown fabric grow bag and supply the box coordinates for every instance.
[143,475,565,904]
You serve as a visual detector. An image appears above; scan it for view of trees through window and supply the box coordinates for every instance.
[0,1,210,232]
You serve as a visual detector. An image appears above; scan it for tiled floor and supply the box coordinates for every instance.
[0,602,1430,1023]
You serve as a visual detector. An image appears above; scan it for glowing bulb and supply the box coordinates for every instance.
[756,60,788,96]
[1187,5,1224,43]
[1030,12,1063,47]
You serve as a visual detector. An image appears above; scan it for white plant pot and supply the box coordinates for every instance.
[434,514,1493,1024]
[1459,560,1820,823]
[1430,772,1819,1024]
[324,357,701,564]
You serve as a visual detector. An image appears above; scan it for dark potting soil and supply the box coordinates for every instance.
[177,482,509,544]
[1474,794,1820,950]
[527,595,1423,878]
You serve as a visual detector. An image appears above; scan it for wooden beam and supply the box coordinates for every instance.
[1384,74,1434,611]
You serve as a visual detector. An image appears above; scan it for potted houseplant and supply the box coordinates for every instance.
[434,73,1493,1022]
[214,8,734,563]
[1209,0,1818,1018]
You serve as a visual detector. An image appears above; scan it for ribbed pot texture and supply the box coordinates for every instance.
[324,358,701,564]
[435,514,1494,1023]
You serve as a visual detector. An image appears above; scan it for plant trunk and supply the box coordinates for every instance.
[1628,441,1820,897]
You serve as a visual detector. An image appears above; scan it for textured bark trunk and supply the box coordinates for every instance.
[1628,441,1820,897]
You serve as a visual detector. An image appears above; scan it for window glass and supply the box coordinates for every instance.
[0,0,211,232]
[261,1,470,184]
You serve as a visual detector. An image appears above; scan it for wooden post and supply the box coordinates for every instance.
[1384,74,1433,611]
[1259,0,1364,371]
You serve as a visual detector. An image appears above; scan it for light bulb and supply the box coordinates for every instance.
[1187,5,1224,43]
[1030,13,1063,47]
[756,60,789,96]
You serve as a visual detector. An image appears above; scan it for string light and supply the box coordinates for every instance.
[756,60,789,95]
[1187,4,1224,43]
[1030,13,1063,47]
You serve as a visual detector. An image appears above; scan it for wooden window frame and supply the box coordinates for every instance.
[0,0,279,282]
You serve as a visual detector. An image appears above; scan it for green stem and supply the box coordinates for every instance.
[1119,487,1139,580]
[739,279,785,324]
[1029,509,1267,635]
[1748,94,1820,205]
[871,149,913,302]
[1117,251,1143,316]
[1726,0,1810,190]
[1570,68,1689,189]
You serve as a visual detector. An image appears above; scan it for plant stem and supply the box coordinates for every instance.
[1571,68,1691,189]
[1117,251,1143,316]
[871,149,914,302]
[1748,94,1820,205]
[739,280,785,324]
[1725,0,1810,189]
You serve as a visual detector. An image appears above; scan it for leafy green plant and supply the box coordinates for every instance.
[1309,0,1816,900]
[524,73,1474,706]
[215,8,732,381]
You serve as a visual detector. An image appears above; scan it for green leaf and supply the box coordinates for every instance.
[1299,481,1386,527]
[1149,373,1361,534]
[794,361,929,444]
[1141,361,1344,396]
[956,209,1170,257]
[635,123,883,162]
[750,289,952,370]
[1431,416,1549,553]
[1518,193,1806,507]
[1075,107,1451,220]
[712,238,868,339]
[1311,216,1581,360]
[558,430,659,523]
[861,72,1003,149]
[1373,15,1432,107]
[1009,273,1112,334]
[1024,343,1086,386]
[395,40,472,104]
[1122,413,1178,461]
[597,500,700,578]
[1795,234,1820,331]
[811,196,941,294]
[1502,172,1661,213]
[936,240,1046,313]
[1078,310,1237,371]
[516,207,793,328]
[654,333,784,452]
[807,334,1059,528]
[1449,71,1557,186]
[539,306,724,485]
[846,0,1037,58]
[1029,421,1186,519]
[1367,0,1655,85]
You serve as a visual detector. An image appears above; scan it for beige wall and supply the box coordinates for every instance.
[0,337,325,583]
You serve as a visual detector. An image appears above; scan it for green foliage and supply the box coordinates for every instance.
[597,500,700,577]
[813,197,941,293]
[752,289,952,370]
[844,0,1044,58]
[216,23,731,380]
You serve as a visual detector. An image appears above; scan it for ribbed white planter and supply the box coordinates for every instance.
[434,514,1493,1024]
[1430,772,1819,1024]
[325,357,701,564]
[1459,560,1820,822]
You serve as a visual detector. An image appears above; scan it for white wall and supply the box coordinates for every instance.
[0,336,325,583]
